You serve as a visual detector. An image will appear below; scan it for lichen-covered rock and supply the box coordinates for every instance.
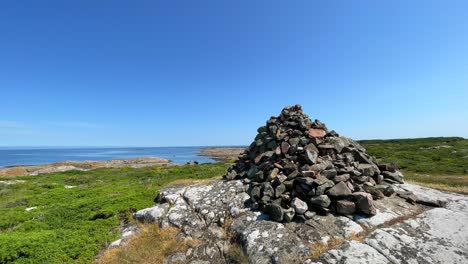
[125,179,468,264]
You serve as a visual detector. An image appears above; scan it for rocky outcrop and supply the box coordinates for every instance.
[224,105,407,222]
[124,179,468,263]
[0,157,170,177]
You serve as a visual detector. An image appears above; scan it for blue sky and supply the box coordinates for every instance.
[1,1,467,147]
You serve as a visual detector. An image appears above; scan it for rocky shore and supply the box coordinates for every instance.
[199,147,245,162]
[0,157,171,178]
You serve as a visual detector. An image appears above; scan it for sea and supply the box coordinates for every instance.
[0,147,217,168]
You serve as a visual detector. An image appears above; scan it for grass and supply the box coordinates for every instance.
[0,163,228,264]
[360,137,468,193]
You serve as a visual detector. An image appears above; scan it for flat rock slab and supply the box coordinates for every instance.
[319,184,468,264]
[129,180,468,264]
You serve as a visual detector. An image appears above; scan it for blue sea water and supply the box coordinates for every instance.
[0,147,217,167]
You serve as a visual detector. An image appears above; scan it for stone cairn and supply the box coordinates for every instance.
[224,105,405,222]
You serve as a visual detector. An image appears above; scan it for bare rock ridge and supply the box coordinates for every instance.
[121,105,468,263]
[129,180,468,264]
[224,104,406,221]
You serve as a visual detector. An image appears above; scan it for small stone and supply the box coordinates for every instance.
[251,186,261,200]
[291,198,308,214]
[305,149,319,165]
[326,181,352,197]
[382,171,404,184]
[283,207,295,222]
[281,142,291,154]
[310,195,331,208]
[321,169,337,179]
[304,211,316,219]
[309,128,327,138]
[264,204,284,222]
[275,184,286,198]
[333,174,350,183]
[352,192,377,215]
[268,168,279,181]
[262,182,275,197]
[336,200,356,215]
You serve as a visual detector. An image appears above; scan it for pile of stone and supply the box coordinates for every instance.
[224,105,405,222]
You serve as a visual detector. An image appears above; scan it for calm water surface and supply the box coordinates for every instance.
[0,147,216,167]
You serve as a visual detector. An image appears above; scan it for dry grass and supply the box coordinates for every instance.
[406,179,468,194]
[307,237,344,259]
[307,241,329,259]
[165,177,218,187]
[347,233,364,242]
[96,225,195,264]
[225,243,249,264]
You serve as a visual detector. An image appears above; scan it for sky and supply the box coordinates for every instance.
[0,1,467,147]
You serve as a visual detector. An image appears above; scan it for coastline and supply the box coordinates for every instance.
[198,147,245,161]
[0,147,246,178]
[0,157,171,178]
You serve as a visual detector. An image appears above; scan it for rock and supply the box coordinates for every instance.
[134,203,170,222]
[327,181,352,197]
[328,137,346,153]
[262,182,275,197]
[283,207,295,222]
[382,171,404,184]
[333,173,350,183]
[315,180,335,195]
[309,128,327,138]
[264,204,284,222]
[336,200,356,215]
[291,198,308,214]
[352,192,377,215]
[275,184,286,197]
[310,195,331,208]
[321,169,337,179]
[305,149,319,164]
[280,142,290,154]
[358,163,376,176]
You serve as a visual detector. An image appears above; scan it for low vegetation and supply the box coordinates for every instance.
[0,163,228,263]
[97,225,198,264]
[360,137,468,193]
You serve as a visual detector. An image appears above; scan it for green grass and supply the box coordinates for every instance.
[360,137,468,175]
[360,137,468,193]
[0,163,228,264]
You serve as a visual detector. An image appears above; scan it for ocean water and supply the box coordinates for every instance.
[0,147,216,167]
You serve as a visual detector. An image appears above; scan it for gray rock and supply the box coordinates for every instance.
[382,170,404,184]
[315,180,335,195]
[352,192,377,215]
[326,181,352,197]
[310,195,331,208]
[336,200,356,215]
[321,169,337,179]
[333,173,350,183]
[305,149,318,165]
[283,207,295,222]
[291,198,308,214]
[264,203,284,222]
[328,137,346,153]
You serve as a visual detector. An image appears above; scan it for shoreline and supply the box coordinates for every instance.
[198,147,246,161]
[0,147,246,178]
[0,157,171,178]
